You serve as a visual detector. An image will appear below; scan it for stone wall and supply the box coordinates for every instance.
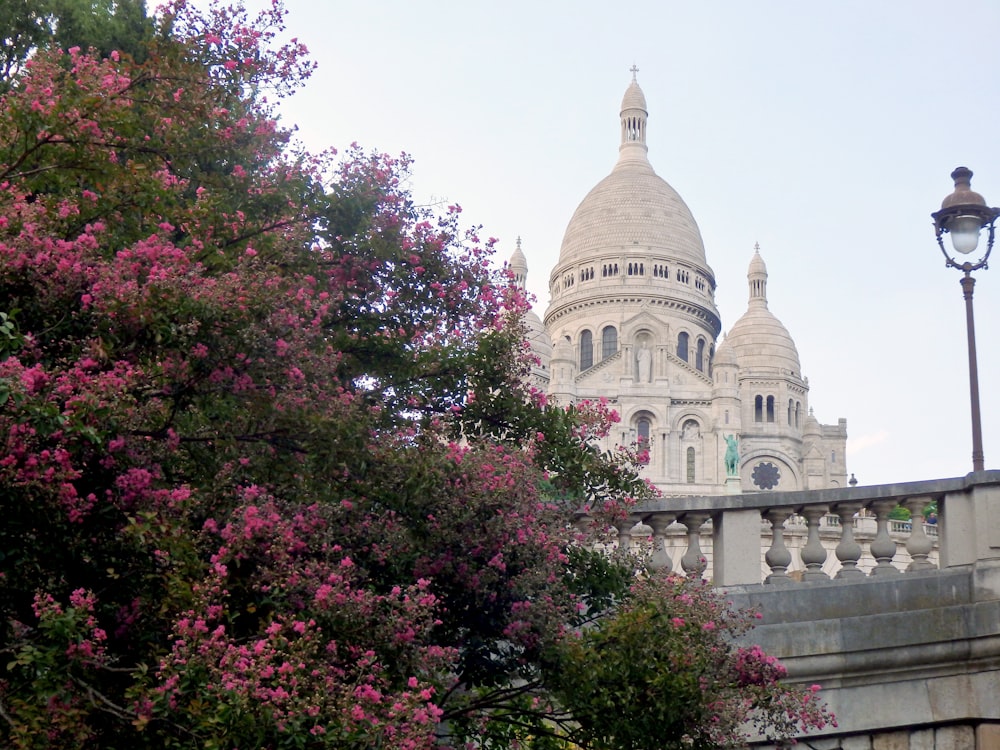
[728,562,1000,747]
[756,723,1000,749]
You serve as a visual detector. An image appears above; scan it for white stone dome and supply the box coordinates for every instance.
[552,333,573,362]
[726,249,801,375]
[713,333,738,368]
[557,160,709,268]
[803,408,822,438]
[523,308,551,364]
[507,238,552,368]
[555,76,710,270]
[727,308,801,374]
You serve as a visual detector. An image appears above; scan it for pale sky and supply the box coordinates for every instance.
[235,0,1000,487]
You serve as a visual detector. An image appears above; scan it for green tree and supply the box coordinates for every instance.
[0,0,53,80]
[50,0,154,61]
[0,0,153,86]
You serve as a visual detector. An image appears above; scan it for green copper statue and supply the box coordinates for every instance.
[724,434,739,477]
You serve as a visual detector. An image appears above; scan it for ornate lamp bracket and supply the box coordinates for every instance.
[932,166,1000,274]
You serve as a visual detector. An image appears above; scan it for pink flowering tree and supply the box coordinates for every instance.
[0,2,829,748]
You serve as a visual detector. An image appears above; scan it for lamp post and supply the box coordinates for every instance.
[931,167,1000,472]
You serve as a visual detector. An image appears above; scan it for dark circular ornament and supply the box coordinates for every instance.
[752,462,780,490]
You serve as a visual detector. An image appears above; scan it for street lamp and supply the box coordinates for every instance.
[931,166,1000,472]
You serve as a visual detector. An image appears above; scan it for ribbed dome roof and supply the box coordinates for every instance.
[555,75,709,269]
[726,249,801,374]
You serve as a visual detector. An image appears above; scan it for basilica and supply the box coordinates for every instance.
[511,72,847,495]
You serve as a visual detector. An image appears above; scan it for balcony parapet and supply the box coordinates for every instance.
[582,470,1000,586]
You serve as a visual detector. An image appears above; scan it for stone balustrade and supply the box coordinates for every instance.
[582,470,1000,586]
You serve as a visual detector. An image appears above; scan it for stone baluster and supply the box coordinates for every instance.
[763,508,794,584]
[680,513,710,578]
[645,513,676,573]
[833,502,865,579]
[869,499,901,575]
[614,517,637,559]
[799,506,830,581]
[902,496,936,572]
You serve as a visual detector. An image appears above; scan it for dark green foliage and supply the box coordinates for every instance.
[0,0,154,87]
[49,0,154,62]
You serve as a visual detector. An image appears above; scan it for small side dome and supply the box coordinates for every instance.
[803,408,822,439]
[523,309,552,366]
[713,333,738,368]
[727,308,801,373]
[726,247,801,374]
[509,237,528,288]
[552,333,574,362]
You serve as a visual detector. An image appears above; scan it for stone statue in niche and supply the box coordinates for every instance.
[636,342,652,383]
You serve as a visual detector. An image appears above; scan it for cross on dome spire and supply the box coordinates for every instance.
[630,63,639,81]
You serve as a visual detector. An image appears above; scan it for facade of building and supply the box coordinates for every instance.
[512,72,847,495]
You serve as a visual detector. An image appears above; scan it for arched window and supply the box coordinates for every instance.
[695,338,705,372]
[677,332,689,362]
[580,330,593,371]
[766,396,775,423]
[796,401,801,427]
[754,395,763,422]
[787,399,793,426]
[686,447,696,483]
[637,417,650,446]
[602,326,617,359]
